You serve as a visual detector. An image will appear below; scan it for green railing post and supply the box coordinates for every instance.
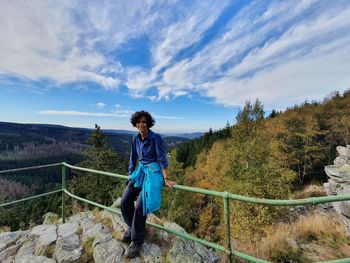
[61,164,67,223]
[224,192,233,263]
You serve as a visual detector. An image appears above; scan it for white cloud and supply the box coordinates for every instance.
[151,0,350,108]
[112,105,134,117]
[38,110,116,117]
[153,115,184,120]
[38,109,131,118]
[38,109,183,120]
[2,0,350,110]
[151,0,316,98]
[96,102,106,109]
[228,4,350,78]
[152,2,228,68]
[204,43,350,109]
[125,1,229,96]
[0,0,158,90]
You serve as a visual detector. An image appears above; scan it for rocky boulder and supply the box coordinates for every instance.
[324,145,350,219]
[0,209,220,263]
[42,212,59,225]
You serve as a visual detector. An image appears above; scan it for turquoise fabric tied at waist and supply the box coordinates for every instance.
[129,162,164,216]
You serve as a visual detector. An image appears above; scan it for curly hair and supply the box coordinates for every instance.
[130,111,155,128]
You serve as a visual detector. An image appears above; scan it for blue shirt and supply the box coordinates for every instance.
[128,129,169,175]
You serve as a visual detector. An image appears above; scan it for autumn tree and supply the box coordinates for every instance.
[223,100,294,241]
[283,115,325,184]
[330,113,350,146]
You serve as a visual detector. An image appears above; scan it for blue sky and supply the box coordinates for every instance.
[0,0,350,133]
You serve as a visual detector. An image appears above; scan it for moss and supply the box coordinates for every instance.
[101,216,113,231]
[43,244,56,258]
[75,227,83,236]
[92,208,101,222]
[111,230,122,241]
[42,212,59,225]
[81,236,95,263]
[0,226,11,233]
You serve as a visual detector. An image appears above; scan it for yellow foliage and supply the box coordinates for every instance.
[189,132,294,242]
[194,140,233,192]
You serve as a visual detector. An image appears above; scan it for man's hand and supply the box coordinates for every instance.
[164,179,175,189]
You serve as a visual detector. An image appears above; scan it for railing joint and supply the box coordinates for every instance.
[310,197,316,206]
[223,191,230,200]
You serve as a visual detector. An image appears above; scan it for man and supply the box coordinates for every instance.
[121,110,175,258]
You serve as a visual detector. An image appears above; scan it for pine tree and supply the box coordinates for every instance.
[70,124,125,206]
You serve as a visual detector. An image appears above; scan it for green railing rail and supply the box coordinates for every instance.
[1,162,350,263]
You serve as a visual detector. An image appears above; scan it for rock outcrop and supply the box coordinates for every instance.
[324,145,350,219]
[0,199,220,263]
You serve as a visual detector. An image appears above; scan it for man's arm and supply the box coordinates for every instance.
[128,138,137,176]
[154,134,175,188]
[154,134,169,169]
[162,168,175,189]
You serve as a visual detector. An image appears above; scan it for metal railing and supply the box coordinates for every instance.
[1,162,350,263]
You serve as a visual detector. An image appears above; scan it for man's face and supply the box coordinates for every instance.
[136,116,148,134]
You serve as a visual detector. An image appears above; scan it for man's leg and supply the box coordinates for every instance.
[121,182,141,228]
[131,192,147,245]
[125,192,146,258]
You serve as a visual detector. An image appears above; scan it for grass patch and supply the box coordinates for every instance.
[112,230,122,241]
[43,243,56,258]
[92,208,101,222]
[293,184,327,199]
[81,236,95,263]
[101,216,114,231]
[93,208,114,231]
[294,214,346,243]
[235,213,350,262]
[0,226,11,233]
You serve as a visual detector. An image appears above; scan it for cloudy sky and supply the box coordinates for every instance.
[0,0,349,132]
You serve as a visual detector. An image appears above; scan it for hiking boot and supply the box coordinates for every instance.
[121,229,131,243]
[124,242,142,258]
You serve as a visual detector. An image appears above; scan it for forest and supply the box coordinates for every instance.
[159,89,350,247]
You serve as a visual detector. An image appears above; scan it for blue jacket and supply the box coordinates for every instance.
[130,161,164,216]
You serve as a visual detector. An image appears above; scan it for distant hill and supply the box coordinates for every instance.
[102,129,137,135]
[0,122,127,156]
[99,129,203,139]
[0,121,190,171]
[163,132,203,139]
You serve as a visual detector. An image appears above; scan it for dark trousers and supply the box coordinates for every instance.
[121,181,147,244]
